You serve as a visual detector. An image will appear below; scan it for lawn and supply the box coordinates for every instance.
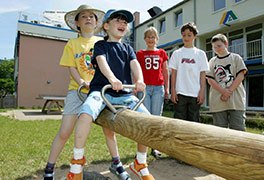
[0,115,137,179]
[0,111,263,179]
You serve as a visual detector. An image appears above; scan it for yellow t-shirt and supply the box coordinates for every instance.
[60,36,102,93]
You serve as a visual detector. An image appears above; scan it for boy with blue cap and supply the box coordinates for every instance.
[67,9,155,180]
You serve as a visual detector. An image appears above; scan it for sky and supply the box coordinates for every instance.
[0,0,182,60]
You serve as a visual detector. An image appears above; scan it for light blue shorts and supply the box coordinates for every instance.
[79,91,150,121]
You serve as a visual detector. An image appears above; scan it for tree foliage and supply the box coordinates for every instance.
[0,59,15,98]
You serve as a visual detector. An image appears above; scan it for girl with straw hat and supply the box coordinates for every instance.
[43,4,105,180]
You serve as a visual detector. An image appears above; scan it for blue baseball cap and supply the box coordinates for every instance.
[103,9,134,23]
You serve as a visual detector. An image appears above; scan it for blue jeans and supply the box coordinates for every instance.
[79,91,150,121]
[138,85,165,116]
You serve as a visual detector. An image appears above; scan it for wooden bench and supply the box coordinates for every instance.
[37,95,66,114]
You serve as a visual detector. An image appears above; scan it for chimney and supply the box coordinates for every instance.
[133,11,140,27]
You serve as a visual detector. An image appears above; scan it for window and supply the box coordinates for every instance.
[247,76,264,107]
[175,10,183,27]
[246,24,262,59]
[159,18,166,34]
[213,0,226,11]
[228,29,244,58]
[235,0,242,3]
[246,31,262,59]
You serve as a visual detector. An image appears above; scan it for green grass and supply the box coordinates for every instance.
[0,116,137,179]
[163,110,264,134]
[0,110,263,179]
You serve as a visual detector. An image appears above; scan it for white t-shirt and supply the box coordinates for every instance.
[169,47,209,97]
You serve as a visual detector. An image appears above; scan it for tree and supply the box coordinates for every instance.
[0,59,14,79]
[0,59,15,98]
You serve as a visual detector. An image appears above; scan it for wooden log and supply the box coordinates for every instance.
[95,109,264,180]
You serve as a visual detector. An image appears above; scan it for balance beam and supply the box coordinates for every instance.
[95,109,264,180]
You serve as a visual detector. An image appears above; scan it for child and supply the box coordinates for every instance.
[136,27,169,158]
[169,22,209,122]
[206,33,247,131]
[43,5,105,180]
[67,9,155,180]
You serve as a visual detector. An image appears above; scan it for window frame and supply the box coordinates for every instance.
[175,10,183,28]
[159,18,166,34]
[213,0,226,12]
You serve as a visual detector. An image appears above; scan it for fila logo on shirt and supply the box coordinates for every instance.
[181,58,196,64]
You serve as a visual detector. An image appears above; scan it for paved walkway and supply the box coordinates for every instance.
[0,109,62,120]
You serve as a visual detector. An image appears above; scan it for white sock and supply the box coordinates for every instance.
[73,147,84,160]
[136,152,149,176]
[136,152,147,164]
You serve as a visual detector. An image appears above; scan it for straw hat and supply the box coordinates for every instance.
[64,4,105,32]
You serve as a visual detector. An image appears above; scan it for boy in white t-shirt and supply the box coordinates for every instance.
[169,22,209,122]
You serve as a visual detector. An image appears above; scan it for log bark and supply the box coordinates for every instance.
[95,109,264,180]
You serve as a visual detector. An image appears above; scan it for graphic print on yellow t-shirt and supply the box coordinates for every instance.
[79,49,95,77]
[71,48,95,94]
[60,36,102,93]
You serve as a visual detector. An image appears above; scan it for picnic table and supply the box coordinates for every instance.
[37,95,66,114]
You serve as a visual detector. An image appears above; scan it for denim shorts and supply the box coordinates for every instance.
[79,91,150,121]
[138,85,164,116]
[63,90,86,115]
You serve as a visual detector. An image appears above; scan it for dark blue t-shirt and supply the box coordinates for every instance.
[90,40,136,96]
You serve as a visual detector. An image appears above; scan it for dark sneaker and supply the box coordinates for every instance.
[109,161,131,180]
[43,171,54,180]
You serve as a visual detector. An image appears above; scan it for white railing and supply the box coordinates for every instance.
[205,38,262,60]
[246,39,262,59]
[228,43,244,58]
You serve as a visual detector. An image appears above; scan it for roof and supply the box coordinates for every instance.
[17,20,77,41]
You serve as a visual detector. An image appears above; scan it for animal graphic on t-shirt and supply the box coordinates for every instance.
[79,48,95,75]
[214,64,234,88]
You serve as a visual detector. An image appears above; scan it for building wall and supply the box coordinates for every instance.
[135,0,264,52]
[17,35,69,108]
[134,0,264,110]
[135,1,194,51]
[196,0,264,35]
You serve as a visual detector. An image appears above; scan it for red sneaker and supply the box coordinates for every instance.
[67,172,83,180]
[66,157,86,180]
[129,159,155,180]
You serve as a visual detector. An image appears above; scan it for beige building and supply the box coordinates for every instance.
[14,19,77,108]
[135,0,264,110]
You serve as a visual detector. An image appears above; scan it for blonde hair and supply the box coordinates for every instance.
[211,33,228,44]
[144,27,159,40]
